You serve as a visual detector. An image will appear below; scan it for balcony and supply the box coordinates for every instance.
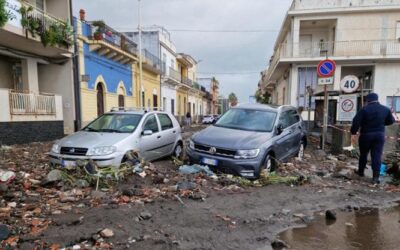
[84,22,138,64]
[181,76,193,88]
[1,0,73,58]
[266,39,400,83]
[142,49,162,73]
[0,89,63,122]
[162,67,182,85]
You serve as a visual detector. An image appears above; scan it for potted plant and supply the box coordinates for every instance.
[92,20,105,40]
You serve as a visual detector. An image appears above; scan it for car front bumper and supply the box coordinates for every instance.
[49,152,124,167]
[186,147,263,179]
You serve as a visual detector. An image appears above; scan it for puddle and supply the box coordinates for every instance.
[278,206,400,250]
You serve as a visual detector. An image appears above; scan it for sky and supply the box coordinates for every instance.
[72,0,293,102]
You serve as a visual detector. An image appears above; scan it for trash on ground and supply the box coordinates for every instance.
[179,164,215,176]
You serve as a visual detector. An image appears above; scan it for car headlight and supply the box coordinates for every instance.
[87,146,117,156]
[51,144,60,154]
[234,149,260,159]
[189,140,195,150]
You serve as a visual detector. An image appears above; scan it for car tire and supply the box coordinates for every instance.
[173,142,183,159]
[259,154,276,177]
[297,140,306,160]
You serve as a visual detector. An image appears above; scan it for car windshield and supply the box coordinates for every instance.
[83,113,143,133]
[215,108,277,132]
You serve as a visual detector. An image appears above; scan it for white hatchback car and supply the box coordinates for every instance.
[49,109,183,168]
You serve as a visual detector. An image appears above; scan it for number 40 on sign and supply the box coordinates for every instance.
[340,75,360,93]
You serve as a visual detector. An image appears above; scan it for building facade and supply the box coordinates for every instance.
[261,0,400,126]
[0,0,74,144]
[125,27,215,124]
[75,12,161,126]
[198,77,219,115]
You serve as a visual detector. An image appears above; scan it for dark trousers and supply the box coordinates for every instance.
[358,132,385,178]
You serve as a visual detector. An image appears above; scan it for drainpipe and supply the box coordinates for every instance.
[70,0,82,131]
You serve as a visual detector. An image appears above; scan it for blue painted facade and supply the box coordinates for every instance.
[76,18,133,96]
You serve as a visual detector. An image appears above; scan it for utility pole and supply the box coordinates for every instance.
[138,0,144,108]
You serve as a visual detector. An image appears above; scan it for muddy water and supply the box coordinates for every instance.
[278,206,400,250]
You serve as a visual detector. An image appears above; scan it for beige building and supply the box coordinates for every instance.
[0,0,74,144]
[262,0,400,126]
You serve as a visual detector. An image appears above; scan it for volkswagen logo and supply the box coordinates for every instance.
[209,147,217,155]
[69,148,75,153]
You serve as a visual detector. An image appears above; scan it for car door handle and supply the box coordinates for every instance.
[157,135,162,139]
[172,130,176,133]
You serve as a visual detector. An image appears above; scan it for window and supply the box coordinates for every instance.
[143,115,159,133]
[279,111,291,129]
[387,96,400,112]
[171,99,175,115]
[288,110,300,126]
[158,114,173,130]
[118,95,125,107]
[83,114,142,133]
[215,109,277,132]
[153,94,158,110]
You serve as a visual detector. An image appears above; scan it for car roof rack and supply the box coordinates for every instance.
[110,107,164,112]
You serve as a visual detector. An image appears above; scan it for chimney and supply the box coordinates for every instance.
[79,9,86,21]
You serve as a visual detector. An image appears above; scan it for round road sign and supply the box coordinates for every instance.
[340,75,360,93]
[317,59,336,77]
[341,99,354,112]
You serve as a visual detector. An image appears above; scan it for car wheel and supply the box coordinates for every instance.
[297,141,305,160]
[262,154,276,173]
[173,143,183,159]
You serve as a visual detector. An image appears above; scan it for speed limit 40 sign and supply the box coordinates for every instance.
[340,75,360,93]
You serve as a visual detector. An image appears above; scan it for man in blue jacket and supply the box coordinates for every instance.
[351,93,395,184]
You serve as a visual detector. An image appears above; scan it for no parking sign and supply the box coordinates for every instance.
[338,95,357,121]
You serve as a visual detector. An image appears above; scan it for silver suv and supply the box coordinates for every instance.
[187,104,307,179]
[49,109,183,168]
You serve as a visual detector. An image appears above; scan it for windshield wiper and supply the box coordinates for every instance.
[84,127,99,132]
[98,128,123,133]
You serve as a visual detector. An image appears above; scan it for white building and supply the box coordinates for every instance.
[0,0,75,144]
[262,0,400,126]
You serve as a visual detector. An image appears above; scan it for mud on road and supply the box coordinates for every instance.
[1,125,400,250]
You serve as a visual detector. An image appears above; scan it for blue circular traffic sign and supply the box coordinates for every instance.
[317,59,336,77]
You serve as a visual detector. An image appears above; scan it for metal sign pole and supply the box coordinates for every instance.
[322,84,328,150]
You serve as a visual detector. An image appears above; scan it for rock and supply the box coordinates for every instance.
[345,222,354,227]
[327,155,338,161]
[139,211,152,220]
[314,150,327,160]
[167,185,178,192]
[0,224,10,241]
[282,209,291,216]
[46,169,63,182]
[122,188,144,197]
[75,179,90,188]
[91,191,106,199]
[325,210,337,221]
[271,239,288,249]
[334,169,353,180]
[0,183,8,192]
[177,181,197,190]
[100,228,114,238]
[338,154,347,161]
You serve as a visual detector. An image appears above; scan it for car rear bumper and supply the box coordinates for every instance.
[186,147,262,179]
[49,152,124,167]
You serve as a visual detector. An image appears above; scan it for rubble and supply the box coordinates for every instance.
[100,228,114,238]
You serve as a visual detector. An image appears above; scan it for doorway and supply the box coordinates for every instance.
[96,83,105,117]
[118,94,125,107]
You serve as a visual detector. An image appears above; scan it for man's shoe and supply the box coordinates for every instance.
[372,177,381,185]
[354,169,365,177]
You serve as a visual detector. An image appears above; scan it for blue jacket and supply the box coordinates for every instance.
[351,102,395,135]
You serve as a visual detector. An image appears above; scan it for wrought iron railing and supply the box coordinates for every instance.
[9,91,56,115]
[143,49,161,71]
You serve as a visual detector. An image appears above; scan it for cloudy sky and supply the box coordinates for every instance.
[72,0,292,102]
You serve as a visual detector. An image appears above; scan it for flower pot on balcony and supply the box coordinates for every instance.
[94,31,103,40]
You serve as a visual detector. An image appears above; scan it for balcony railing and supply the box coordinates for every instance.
[267,40,400,80]
[142,49,161,71]
[90,23,138,56]
[168,67,182,82]
[182,76,193,87]
[9,92,56,115]
[291,0,400,10]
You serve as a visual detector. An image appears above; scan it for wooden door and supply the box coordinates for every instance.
[97,84,104,117]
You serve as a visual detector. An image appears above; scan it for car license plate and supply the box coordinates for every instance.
[61,160,76,168]
[202,157,218,166]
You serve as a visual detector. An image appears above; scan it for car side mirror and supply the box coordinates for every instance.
[142,130,153,136]
[276,124,284,135]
